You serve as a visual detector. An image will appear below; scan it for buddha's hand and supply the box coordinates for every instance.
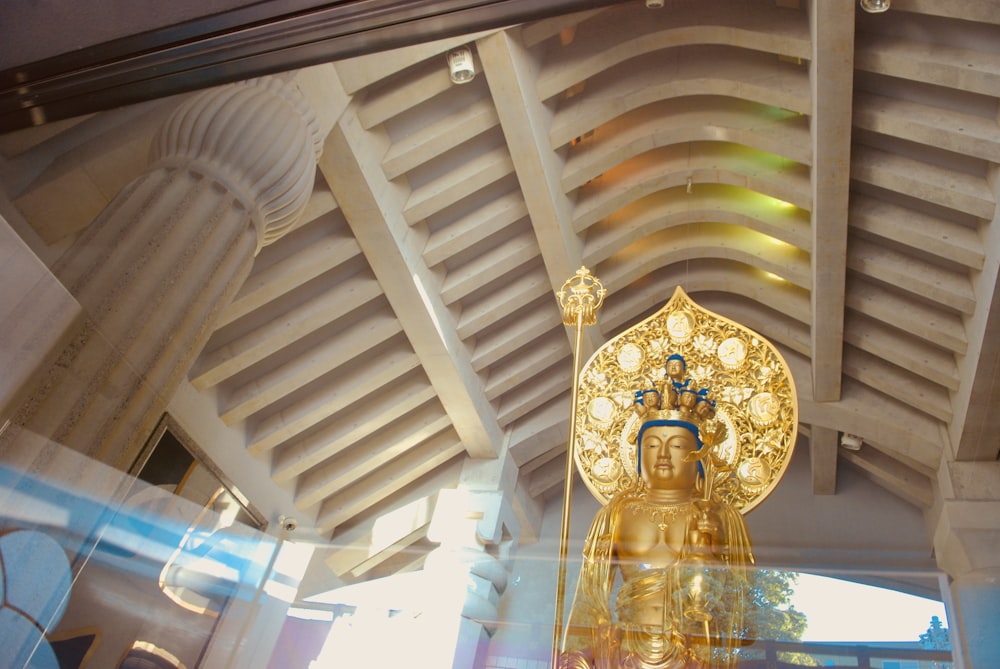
[557,649,594,669]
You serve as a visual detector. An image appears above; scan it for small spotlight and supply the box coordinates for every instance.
[646,0,665,7]
[447,47,475,84]
[860,0,889,12]
[840,433,863,451]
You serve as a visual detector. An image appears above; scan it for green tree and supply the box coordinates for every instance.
[742,569,817,666]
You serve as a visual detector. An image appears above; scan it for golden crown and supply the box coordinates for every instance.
[631,354,722,446]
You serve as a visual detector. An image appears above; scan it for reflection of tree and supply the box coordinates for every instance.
[920,615,951,669]
[742,570,817,666]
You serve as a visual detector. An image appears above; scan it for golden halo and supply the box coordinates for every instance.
[572,286,797,514]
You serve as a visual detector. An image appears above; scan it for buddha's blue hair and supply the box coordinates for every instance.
[636,419,704,477]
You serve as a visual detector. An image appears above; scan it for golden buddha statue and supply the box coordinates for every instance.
[559,362,751,669]
[556,287,797,669]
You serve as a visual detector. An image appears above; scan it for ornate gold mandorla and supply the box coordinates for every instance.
[574,285,797,512]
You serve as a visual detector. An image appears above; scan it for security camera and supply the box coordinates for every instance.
[278,515,298,532]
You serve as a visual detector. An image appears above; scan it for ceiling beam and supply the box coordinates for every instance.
[840,446,934,510]
[952,174,1000,462]
[809,424,839,495]
[789,354,943,473]
[315,432,465,533]
[477,28,604,359]
[807,0,853,401]
[319,101,503,459]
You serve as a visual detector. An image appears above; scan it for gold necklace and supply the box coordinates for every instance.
[629,497,690,531]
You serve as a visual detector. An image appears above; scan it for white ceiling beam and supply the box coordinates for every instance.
[508,397,569,466]
[855,34,1000,97]
[272,374,439,483]
[533,3,810,103]
[548,50,811,148]
[213,216,359,329]
[583,185,812,260]
[192,274,382,391]
[954,306,1000,460]
[840,446,934,510]
[600,262,811,337]
[848,237,975,315]
[296,411,453,508]
[808,0,854,401]
[788,353,943,472]
[951,151,1000,460]
[384,98,501,179]
[843,311,959,391]
[247,342,421,454]
[571,144,813,232]
[315,432,465,533]
[319,103,503,459]
[325,491,439,578]
[845,276,967,355]
[527,453,569,499]
[851,145,995,220]
[597,223,812,292]
[848,194,984,271]
[221,309,402,425]
[562,99,812,192]
[853,92,1000,165]
[477,28,604,359]
[809,424,839,495]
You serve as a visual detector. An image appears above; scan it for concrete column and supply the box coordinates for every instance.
[931,459,1000,668]
[0,75,325,474]
[948,569,1000,669]
[425,488,519,668]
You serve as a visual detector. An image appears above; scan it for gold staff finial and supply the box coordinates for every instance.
[557,266,606,327]
[552,266,604,669]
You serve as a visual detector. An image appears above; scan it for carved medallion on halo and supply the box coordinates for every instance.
[666,309,696,342]
[717,337,748,370]
[748,392,780,426]
[572,286,798,514]
[738,457,772,490]
[586,396,617,425]
[616,343,645,373]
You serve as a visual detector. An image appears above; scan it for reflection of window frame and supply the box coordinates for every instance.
[130,413,267,530]
[157,485,253,618]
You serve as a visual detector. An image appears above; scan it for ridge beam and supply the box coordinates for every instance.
[477,28,603,359]
[319,104,502,459]
[808,0,853,401]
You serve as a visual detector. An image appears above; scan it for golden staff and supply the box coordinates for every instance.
[552,267,605,668]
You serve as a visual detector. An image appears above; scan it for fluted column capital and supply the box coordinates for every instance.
[151,76,324,252]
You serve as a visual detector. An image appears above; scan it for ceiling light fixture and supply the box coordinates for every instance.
[859,0,889,12]
[840,433,864,451]
[646,0,665,7]
[447,47,475,84]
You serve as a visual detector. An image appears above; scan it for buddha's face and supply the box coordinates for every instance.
[639,424,699,491]
[666,358,685,379]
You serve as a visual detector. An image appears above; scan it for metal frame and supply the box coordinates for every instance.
[0,0,626,132]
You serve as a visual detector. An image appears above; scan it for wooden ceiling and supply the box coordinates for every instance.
[3,0,999,584]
